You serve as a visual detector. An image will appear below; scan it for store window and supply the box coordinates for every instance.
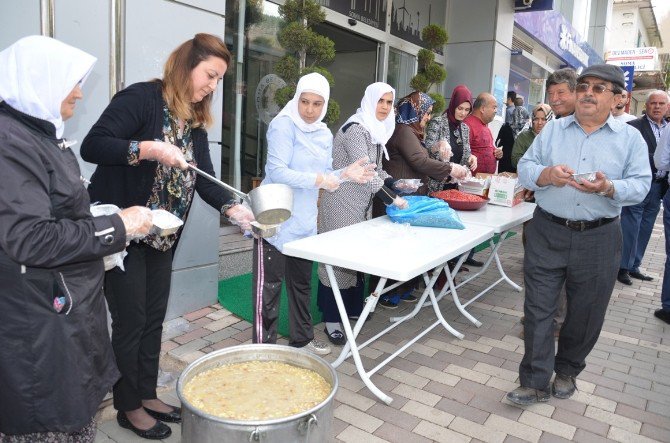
[387,48,415,100]
[222,0,285,192]
[510,53,548,113]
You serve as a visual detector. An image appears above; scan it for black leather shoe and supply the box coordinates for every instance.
[464,258,484,267]
[144,406,182,423]
[552,373,577,399]
[117,411,172,440]
[629,271,653,281]
[506,386,550,405]
[617,269,632,285]
[654,309,670,324]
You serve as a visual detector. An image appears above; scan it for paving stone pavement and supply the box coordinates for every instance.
[95,216,670,442]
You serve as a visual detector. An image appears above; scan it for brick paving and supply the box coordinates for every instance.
[95,217,670,442]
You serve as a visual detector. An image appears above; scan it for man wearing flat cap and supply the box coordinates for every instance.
[508,64,651,405]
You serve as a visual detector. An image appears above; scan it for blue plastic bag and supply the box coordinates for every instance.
[386,196,465,229]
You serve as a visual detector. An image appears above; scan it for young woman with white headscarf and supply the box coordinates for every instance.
[0,36,152,442]
[252,72,375,355]
[316,82,410,345]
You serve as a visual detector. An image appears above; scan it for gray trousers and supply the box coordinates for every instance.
[520,208,620,389]
[252,239,314,347]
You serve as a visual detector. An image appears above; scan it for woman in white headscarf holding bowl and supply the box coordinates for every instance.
[316,82,411,345]
[0,36,153,442]
[252,72,375,355]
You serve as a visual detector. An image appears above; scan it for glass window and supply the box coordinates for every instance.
[390,0,445,47]
[387,47,415,100]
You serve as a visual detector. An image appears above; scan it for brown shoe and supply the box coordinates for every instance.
[506,386,550,405]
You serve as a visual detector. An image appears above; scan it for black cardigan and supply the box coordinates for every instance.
[81,81,234,210]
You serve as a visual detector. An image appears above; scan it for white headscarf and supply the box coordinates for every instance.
[0,35,97,138]
[342,82,396,159]
[274,72,330,133]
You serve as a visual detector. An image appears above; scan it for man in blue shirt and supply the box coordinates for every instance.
[652,111,670,324]
[508,64,651,405]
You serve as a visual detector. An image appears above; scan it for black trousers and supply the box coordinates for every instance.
[317,277,364,323]
[252,239,314,347]
[104,242,173,411]
[520,208,620,389]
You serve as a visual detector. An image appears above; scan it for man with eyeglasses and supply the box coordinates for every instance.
[508,64,651,405]
[618,91,669,286]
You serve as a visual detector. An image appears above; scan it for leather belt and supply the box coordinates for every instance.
[538,207,618,232]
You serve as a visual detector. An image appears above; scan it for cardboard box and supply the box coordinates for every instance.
[458,173,491,197]
[488,172,524,207]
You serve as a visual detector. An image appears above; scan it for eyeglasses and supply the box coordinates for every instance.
[575,83,614,94]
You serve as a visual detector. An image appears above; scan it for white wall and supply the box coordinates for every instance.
[610,3,652,49]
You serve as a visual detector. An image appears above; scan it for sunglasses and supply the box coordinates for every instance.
[575,83,614,94]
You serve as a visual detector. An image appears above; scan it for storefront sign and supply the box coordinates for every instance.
[389,0,446,49]
[317,0,386,31]
[515,0,554,12]
[619,65,634,92]
[514,10,603,70]
[605,47,658,72]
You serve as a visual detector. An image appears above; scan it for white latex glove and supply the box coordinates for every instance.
[340,157,377,184]
[316,173,341,192]
[435,140,452,161]
[392,196,408,210]
[393,179,420,194]
[118,206,153,238]
[449,163,469,180]
[226,203,255,232]
[139,141,188,170]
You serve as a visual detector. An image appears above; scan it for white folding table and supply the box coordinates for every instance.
[426,202,536,325]
[283,216,494,404]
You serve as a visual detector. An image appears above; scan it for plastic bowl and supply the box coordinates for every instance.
[430,190,489,211]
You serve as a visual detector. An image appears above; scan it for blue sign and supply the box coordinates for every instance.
[493,75,507,118]
[514,10,603,70]
[620,66,634,92]
[515,0,554,12]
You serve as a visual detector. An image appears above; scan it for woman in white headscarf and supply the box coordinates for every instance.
[0,36,152,442]
[252,72,375,355]
[316,82,410,344]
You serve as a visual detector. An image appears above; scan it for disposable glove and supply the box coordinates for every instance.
[139,141,188,170]
[118,206,153,239]
[340,157,377,183]
[449,163,469,180]
[226,203,255,232]
[392,196,409,209]
[316,173,341,192]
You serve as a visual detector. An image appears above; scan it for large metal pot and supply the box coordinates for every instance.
[177,344,338,443]
[188,165,292,225]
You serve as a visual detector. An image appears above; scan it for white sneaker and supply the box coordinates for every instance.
[303,338,331,356]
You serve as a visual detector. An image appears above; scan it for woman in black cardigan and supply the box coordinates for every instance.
[81,33,253,440]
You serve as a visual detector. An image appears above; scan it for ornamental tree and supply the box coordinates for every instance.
[274,0,339,124]
[409,24,449,114]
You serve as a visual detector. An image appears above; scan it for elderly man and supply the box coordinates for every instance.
[463,93,501,267]
[652,107,670,324]
[618,91,669,285]
[508,64,651,405]
[546,68,577,118]
[612,89,636,122]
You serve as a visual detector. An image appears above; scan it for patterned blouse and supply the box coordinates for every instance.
[138,106,197,251]
[424,115,471,193]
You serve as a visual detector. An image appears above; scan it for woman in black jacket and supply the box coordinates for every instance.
[0,36,153,442]
[81,33,254,439]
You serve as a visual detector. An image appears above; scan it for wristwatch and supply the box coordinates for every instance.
[597,180,614,197]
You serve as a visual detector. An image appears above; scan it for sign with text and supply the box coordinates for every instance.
[317,0,386,31]
[606,47,658,72]
[515,0,554,12]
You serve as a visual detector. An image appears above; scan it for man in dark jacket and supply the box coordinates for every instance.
[618,90,669,285]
